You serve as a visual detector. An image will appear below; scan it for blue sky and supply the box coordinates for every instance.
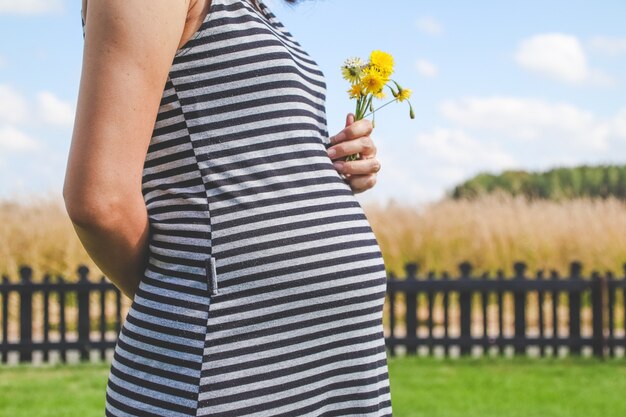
[0,0,625,206]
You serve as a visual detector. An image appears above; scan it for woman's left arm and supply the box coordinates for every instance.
[63,0,191,300]
[327,114,381,194]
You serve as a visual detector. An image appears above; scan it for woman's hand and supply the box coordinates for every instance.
[327,114,381,194]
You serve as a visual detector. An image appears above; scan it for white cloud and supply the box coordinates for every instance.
[366,101,626,204]
[612,108,626,138]
[0,84,28,124]
[416,16,443,36]
[407,128,518,198]
[0,126,41,151]
[587,36,626,56]
[0,0,63,14]
[37,91,75,127]
[415,128,517,169]
[0,85,75,129]
[415,59,438,78]
[514,33,614,86]
[440,96,612,150]
[514,33,587,83]
[369,136,435,204]
[587,68,617,87]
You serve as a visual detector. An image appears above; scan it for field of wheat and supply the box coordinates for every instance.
[365,191,626,278]
[1,191,626,281]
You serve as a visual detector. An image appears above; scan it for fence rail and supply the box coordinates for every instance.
[1,261,625,364]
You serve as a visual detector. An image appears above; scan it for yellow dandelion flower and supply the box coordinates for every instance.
[348,83,364,99]
[397,88,412,102]
[369,50,394,78]
[374,89,386,99]
[361,67,386,95]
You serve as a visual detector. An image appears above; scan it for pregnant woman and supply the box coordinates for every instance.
[63,0,392,415]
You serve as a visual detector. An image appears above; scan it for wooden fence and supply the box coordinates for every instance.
[0,265,123,364]
[386,261,625,358]
[1,261,625,364]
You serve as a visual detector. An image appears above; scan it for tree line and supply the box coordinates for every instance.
[450,164,626,201]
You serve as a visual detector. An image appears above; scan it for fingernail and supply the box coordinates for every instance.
[333,161,344,170]
[327,148,336,157]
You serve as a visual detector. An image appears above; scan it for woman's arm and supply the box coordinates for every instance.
[63,0,190,299]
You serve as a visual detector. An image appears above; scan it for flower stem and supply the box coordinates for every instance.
[365,94,374,115]
[362,97,399,119]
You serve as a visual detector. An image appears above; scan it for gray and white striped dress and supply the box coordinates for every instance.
[83,0,393,415]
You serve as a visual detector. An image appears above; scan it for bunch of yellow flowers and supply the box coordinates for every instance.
[341,50,414,160]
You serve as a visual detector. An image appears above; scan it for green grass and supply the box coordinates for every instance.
[388,355,626,417]
[0,361,110,417]
[1,356,626,417]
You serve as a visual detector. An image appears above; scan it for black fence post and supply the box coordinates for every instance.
[606,271,615,358]
[427,271,435,357]
[18,266,34,363]
[537,270,546,357]
[459,261,472,356]
[1,275,9,364]
[550,270,560,356]
[513,262,527,356]
[58,275,67,363]
[442,271,450,358]
[42,274,51,363]
[404,263,419,355]
[591,271,605,359]
[77,265,91,362]
[569,261,582,356]
[496,269,505,356]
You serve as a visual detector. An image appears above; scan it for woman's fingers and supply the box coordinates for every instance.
[333,157,381,175]
[327,115,379,193]
[345,112,355,128]
[329,118,373,145]
[327,135,377,159]
[344,173,378,194]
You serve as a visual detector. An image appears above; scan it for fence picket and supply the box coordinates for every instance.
[569,262,582,356]
[19,266,33,362]
[404,263,418,355]
[513,262,526,355]
[537,270,546,357]
[591,271,605,358]
[459,261,472,356]
[1,275,8,364]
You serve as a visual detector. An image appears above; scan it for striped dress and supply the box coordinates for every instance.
[83,0,393,415]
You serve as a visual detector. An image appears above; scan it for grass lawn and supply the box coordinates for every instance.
[388,355,626,417]
[1,356,626,417]
[0,361,110,417]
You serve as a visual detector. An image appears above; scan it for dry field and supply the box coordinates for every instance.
[365,192,626,278]
[1,191,626,280]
